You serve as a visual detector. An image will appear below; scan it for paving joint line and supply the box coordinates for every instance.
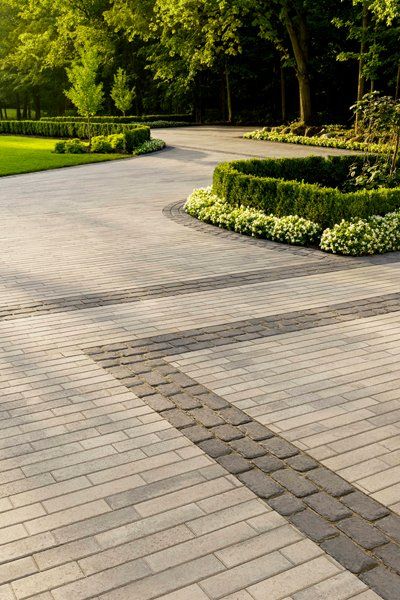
[87,294,400,600]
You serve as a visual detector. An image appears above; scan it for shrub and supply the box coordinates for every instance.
[185,188,321,246]
[108,133,125,152]
[64,138,86,154]
[244,128,390,154]
[320,211,400,255]
[213,156,400,228]
[54,141,66,154]
[0,120,150,141]
[91,135,113,153]
[133,138,166,155]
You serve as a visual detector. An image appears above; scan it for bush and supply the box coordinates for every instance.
[185,188,321,246]
[244,128,390,154]
[0,120,150,141]
[213,156,400,228]
[54,140,66,154]
[320,212,400,255]
[133,138,166,155]
[91,135,113,153]
[64,138,86,154]
[54,130,159,155]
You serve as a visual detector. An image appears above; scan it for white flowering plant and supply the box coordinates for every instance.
[320,211,400,255]
[185,187,400,256]
[185,188,321,247]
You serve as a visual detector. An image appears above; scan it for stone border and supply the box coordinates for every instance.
[0,258,388,322]
[87,294,400,600]
[164,200,400,265]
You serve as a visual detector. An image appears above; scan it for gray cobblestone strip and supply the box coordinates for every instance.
[88,297,400,600]
[0,259,388,322]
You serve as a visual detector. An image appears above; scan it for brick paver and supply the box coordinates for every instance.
[0,126,396,598]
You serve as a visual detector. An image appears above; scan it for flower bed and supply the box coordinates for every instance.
[213,156,400,228]
[185,187,400,256]
[243,128,390,154]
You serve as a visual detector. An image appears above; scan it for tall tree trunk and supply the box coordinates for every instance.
[225,66,233,124]
[0,106,3,120]
[280,64,287,123]
[34,93,41,120]
[4,107,8,119]
[22,95,28,120]
[355,2,369,133]
[282,8,312,124]
[16,94,21,120]
[395,64,400,100]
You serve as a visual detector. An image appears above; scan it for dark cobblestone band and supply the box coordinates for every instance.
[87,294,400,600]
[1,254,400,322]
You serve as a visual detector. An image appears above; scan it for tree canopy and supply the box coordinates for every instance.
[0,0,399,124]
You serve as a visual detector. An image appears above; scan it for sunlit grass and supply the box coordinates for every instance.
[0,135,127,177]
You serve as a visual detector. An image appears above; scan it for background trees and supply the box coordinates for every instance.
[0,0,398,125]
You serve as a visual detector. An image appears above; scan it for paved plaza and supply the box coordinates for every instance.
[0,126,399,599]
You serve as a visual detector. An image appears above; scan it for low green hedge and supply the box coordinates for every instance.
[41,114,192,123]
[0,120,150,142]
[213,156,400,228]
[244,129,389,154]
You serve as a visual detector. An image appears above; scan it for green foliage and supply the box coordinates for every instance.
[185,187,321,246]
[91,135,113,153]
[0,135,126,177]
[41,115,192,123]
[244,128,389,153]
[213,156,400,228]
[133,138,166,155]
[111,68,134,115]
[321,211,400,255]
[0,120,150,140]
[65,45,104,119]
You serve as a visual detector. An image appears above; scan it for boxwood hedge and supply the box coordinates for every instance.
[40,114,192,123]
[0,120,150,144]
[213,156,400,228]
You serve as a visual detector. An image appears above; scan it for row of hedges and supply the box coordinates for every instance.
[243,129,390,154]
[0,120,150,142]
[213,156,400,228]
[41,114,192,123]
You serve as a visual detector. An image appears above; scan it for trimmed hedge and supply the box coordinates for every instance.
[0,120,150,143]
[213,156,400,228]
[41,114,192,123]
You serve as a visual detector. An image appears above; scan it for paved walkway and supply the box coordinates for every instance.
[0,126,399,599]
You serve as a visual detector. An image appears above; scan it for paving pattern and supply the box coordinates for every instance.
[0,126,399,599]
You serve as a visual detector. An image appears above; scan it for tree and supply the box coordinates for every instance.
[111,68,134,115]
[65,44,104,148]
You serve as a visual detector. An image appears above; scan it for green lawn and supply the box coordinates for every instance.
[0,135,127,177]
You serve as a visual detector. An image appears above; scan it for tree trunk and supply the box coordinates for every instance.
[282,8,312,124]
[355,2,369,133]
[23,95,28,120]
[87,115,92,150]
[34,93,41,120]
[16,94,21,120]
[4,107,8,119]
[395,64,400,100]
[225,66,233,124]
[280,64,287,123]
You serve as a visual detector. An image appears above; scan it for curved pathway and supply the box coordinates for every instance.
[0,127,399,599]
